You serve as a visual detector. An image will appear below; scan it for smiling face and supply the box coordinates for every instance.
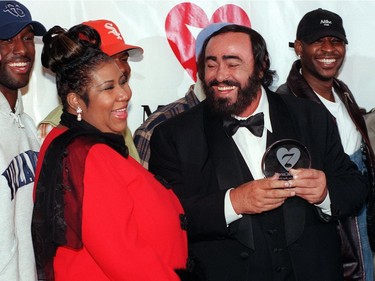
[202,31,262,118]
[296,36,346,82]
[78,61,132,134]
[0,25,35,96]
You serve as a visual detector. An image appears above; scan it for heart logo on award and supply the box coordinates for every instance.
[276,147,301,171]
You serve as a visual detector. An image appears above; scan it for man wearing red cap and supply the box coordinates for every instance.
[277,8,375,281]
[38,19,143,161]
[0,1,46,280]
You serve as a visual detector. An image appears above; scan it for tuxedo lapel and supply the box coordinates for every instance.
[203,105,252,190]
[203,104,256,249]
[267,92,297,144]
[267,92,306,245]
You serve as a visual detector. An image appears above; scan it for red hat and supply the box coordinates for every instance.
[82,19,143,57]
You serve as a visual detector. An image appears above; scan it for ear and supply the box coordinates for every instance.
[294,40,303,57]
[67,92,82,111]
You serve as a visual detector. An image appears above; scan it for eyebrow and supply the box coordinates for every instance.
[93,80,114,88]
[206,55,242,62]
[94,72,126,88]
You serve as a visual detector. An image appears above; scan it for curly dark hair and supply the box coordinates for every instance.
[197,24,276,88]
[41,24,112,109]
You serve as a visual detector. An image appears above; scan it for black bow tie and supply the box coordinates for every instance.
[223,112,264,137]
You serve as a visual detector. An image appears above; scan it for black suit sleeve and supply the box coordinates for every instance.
[149,120,230,241]
[320,110,369,219]
[283,95,369,220]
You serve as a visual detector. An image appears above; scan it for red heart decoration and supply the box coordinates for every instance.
[165,3,251,81]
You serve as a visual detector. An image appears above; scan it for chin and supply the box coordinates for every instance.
[114,126,127,134]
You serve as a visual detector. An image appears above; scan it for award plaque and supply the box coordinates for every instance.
[261,139,311,180]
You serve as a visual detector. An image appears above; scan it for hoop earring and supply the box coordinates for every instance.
[76,106,82,121]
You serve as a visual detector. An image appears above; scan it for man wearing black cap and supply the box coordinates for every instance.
[277,8,375,281]
[0,1,46,280]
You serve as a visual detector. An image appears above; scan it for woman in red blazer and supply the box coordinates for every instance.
[32,24,191,281]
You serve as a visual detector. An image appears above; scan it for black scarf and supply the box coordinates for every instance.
[32,112,128,280]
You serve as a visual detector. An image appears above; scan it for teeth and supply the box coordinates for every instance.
[114,107,127,112]
[318,58,336,64]
[9,62,28,67]
[218,86,236,91]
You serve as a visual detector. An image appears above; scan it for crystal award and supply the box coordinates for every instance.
[261,139,311,180]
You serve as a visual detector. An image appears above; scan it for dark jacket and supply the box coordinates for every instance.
[277,59,375,280]
[150,89,368,281]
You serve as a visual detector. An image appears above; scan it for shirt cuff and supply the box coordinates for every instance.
[224,188,243,225]
[314,191,331,216]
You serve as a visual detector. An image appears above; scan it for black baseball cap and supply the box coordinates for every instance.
[289,8,347,48]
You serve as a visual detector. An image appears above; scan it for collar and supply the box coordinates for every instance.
[315,87,339,104]
[288,60,355,107]
[234,87,273,133]
[0,91,24,128]
[0,90,22,114]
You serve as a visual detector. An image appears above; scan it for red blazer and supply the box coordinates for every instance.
[35,127,188,281]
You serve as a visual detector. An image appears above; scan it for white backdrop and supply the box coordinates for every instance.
[20,0,375,133]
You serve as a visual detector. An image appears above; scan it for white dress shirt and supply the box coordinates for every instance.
[224,88,331,225]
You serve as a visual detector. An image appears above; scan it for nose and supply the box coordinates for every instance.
[12,38,27,55]
[216,64,230,82]
[321,39,335,52]
[118,83,132,102]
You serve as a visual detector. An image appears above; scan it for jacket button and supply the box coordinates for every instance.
[275,266,287,272]
[267,229,277,235]
[273,248,283,253]
[239,252,249,260]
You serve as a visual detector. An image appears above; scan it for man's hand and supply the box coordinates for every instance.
[287,168,328,204]
[230,174,296,214]
[230,168,328,215]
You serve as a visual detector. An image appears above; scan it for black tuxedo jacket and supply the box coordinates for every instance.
[149,89,368,281]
